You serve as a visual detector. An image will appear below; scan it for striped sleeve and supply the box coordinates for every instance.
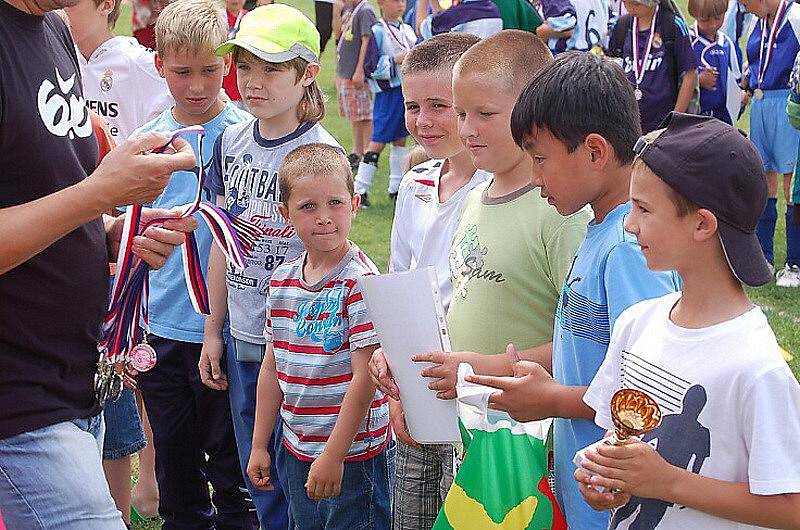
[347,277,379,351]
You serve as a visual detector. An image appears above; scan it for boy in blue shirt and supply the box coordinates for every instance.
[689,0,743,125]
[465,52,680,529]
[131,1,255,528]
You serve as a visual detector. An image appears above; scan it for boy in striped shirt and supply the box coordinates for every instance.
[248,144,391,528]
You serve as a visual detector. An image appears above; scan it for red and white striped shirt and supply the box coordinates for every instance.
[265,243,389,461]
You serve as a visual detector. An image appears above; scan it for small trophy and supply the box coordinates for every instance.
[573,389,662,491]
[607,388,662,444]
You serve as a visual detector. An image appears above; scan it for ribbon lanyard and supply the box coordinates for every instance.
[631,5,659,96]
[229,9,244,39]
[98,126,263,376]
[337,0,368,54]
[381,19,412,51]
[758,0,789,88]
[692,24,720,69]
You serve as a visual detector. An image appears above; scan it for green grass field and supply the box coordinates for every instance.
[111,1,799,526]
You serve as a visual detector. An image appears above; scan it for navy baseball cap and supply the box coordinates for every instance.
[633,112,772,287]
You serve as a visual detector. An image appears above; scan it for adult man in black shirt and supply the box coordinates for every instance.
[0,0,198,527]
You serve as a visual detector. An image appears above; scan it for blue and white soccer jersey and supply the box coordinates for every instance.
[543,0,610,53]
[747,0,800,173]
[691,27,742,124]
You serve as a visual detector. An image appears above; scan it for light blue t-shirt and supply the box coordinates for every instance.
[133,103,251,342]
[551,202,681,529]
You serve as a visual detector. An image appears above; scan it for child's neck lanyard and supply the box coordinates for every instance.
[631,5,659,100]
[381,19,413,51]
[758,0,789,89]
[339,0,368,49]
[229,9,244,39]
[691,23,723,69]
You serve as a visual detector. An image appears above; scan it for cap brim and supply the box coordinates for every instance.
[216,37,317,64]
[718,220,773,287]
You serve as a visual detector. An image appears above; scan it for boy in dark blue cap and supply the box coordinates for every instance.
[576,113,800,529]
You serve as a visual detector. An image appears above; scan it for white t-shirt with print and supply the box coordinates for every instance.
[389,159,491,312]
[77,36,173,141]
[584,292,800,530]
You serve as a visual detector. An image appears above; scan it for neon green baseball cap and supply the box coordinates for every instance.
[216,4,320,64]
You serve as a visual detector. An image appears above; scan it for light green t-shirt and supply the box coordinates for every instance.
[447,181,591,355]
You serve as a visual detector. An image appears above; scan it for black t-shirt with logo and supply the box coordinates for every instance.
[0,2,108,439]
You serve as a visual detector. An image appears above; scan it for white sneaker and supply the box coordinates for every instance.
[768,262,775,276]
[776,264,800,287]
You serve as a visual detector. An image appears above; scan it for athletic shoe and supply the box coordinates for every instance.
[776,264,800,287]
[359,192,371,209]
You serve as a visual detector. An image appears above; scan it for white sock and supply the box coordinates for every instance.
[355,160,377,195]
[388,145,409,194]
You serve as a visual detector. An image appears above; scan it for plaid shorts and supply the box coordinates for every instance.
[392,442,454,530]
[336,77,373,122]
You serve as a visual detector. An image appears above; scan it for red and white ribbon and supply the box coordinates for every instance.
[632,5,660,90]
[98,126,263,366]
[758,0,790,88]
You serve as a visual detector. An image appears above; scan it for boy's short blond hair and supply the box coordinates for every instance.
[633,129,698,217]
[156,0,228,58]
[279,144,353,206]
[402,32,480,78]
[688,0,727,19]
[453,30,554,94]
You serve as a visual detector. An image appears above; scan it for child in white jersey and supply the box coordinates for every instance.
[66,0,172,141]
[577,114,800,529]
[202,5,340,528]
[248,144,391,528]
[388,32,490,530]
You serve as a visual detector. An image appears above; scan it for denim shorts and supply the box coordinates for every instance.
[102,387,146,460]
[0,415,126,529]
[276,439,395,530]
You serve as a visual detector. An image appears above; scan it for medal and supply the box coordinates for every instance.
[756,0,790,98]
[631,5,659,103]
[129,335,157,372]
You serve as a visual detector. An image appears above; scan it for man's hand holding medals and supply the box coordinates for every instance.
[94,127,263,405]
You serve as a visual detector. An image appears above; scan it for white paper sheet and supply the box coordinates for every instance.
[359,268,460,443]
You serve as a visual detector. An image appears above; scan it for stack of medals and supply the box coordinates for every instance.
[755,0,790,100]
[95,126,264,404]
[631,5,659,101]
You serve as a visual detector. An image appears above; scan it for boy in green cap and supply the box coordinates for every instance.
[202,4,342,528]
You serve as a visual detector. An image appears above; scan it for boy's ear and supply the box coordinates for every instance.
[154,53,166,78]
[278,203,291,224]
[222,54,232,77]
[301,63,322,87]
[693,208,719,242]
[584,133,610,168]
[351,194,361,215]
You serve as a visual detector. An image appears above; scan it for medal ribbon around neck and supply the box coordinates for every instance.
[381,19,413,52]
[758,0,790,88]
[632,4,660,91]
[99,126,263,367]
[692,24,721,69]
[228,9,245,39]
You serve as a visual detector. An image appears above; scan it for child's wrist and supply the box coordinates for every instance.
[658,463,685,503]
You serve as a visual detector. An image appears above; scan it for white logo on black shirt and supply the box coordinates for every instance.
[37,67,92,139]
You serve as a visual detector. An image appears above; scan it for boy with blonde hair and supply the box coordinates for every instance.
[248,143,391,529]
[577,113,800,529]
[132,1,256,528]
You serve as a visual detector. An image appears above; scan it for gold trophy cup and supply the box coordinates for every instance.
[607,388,663,445]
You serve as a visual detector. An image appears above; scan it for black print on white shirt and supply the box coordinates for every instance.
[611,355,711,529]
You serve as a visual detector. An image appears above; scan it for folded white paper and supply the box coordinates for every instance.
[359,268,460,443]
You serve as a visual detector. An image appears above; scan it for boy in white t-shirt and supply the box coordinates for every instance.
[576,113,800,529]
[387,32,490,530]
[66,0,173,141]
